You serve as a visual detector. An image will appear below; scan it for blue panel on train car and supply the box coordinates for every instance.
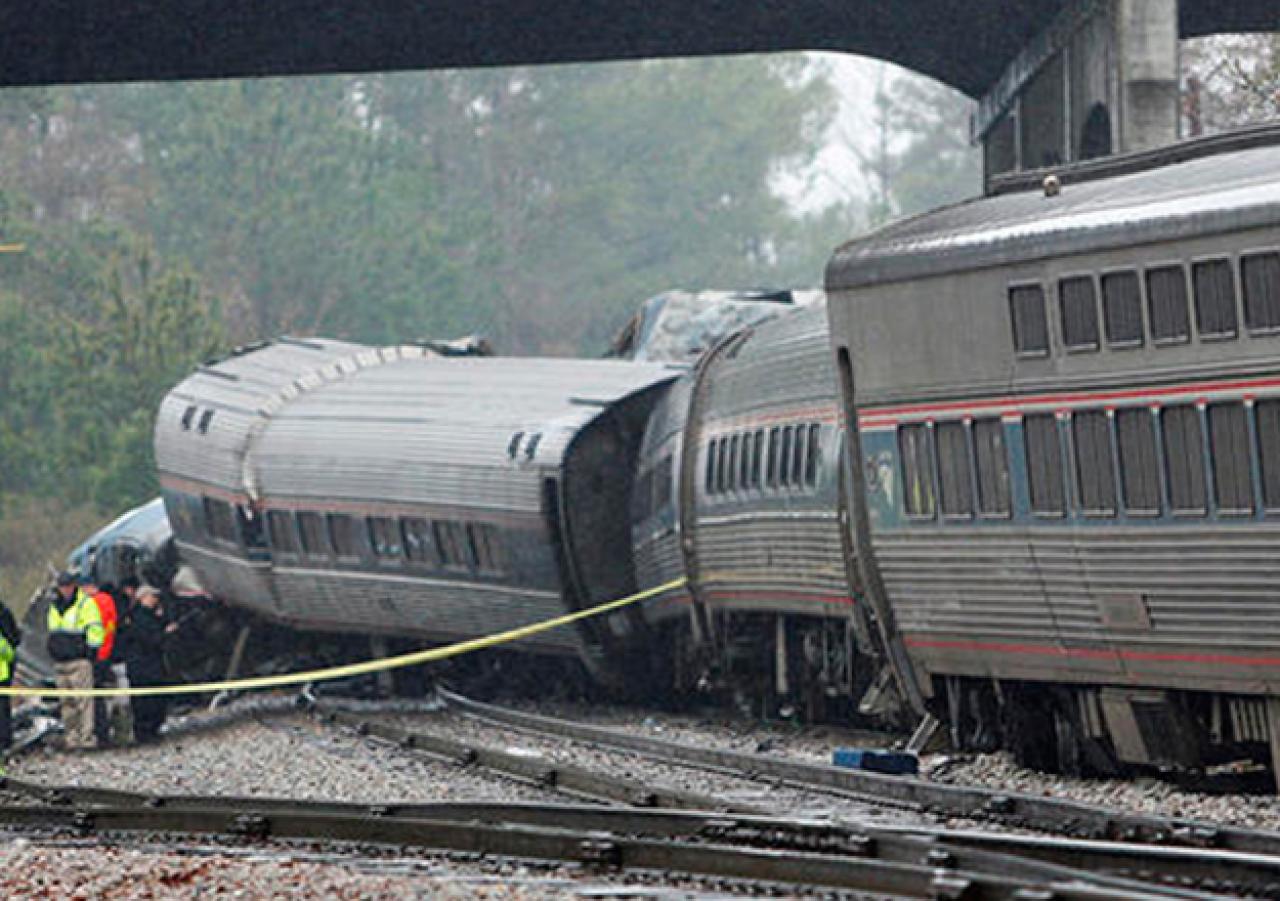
[832,747,918,776]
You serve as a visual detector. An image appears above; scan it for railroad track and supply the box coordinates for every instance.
[433,688,1280,859]
[0,775,1246,899]
[312,705,751,813]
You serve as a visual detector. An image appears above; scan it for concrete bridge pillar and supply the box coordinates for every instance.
[1116,0,1180,153]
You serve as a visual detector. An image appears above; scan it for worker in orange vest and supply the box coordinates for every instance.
[80,574,118,746]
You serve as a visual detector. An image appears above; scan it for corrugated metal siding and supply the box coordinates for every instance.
[698,512,849,614]
[253,357,677,511]
[688,304,850,619]
[269,568,579,653]
[878,525,1280,691]
[175,542,277,618]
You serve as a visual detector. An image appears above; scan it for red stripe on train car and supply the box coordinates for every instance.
[858,373,1280,429]
[705,589,855,606]
[906,637,1280,668]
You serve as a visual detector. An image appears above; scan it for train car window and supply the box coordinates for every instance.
[1192,259,1238,339]
[1256,401,1280,511]
[266,511,299,553]
[739,432,752,491]
[297,512,329,557]
[897,424,936,517]
[804,424,821,487]
[1024,414,1066,516]
[197,409,215,434]
[717,437,730,494]
[935,421,974,517]
[973,418,1011,516]
[401,517,436,564]
[180,405,196,431]
[1009,284,1049,357]
[434,521,471,570]
[1101,271,1143,347]
[327,513,362,560]
[725,435,738,493]
[767,427,781,487]
[1072,411,1116,516]
[1161,406,1207,515]
[167,492,202,539]
[779,427,794,488]
[237,506,267,550]
[1145,265,1191,344]
[1208,402,1254,515]
[1242,251,1280,332]
[791,424,806,487]
[202,497,237,543]
[367,517,402,559]
[469,523,504,575]
[704,440,717,495]
[1115,408,1160,515]
[751,431,764,488]
[1059,276,1100,351]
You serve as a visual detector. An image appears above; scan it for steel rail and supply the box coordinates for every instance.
[314,707,754,813]
[0,786,1214,900]
[436,689,1280,858]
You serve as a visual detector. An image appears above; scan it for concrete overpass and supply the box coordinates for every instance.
[2,1,1278,175]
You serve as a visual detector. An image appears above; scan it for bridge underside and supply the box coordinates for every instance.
[2,1,1276,95]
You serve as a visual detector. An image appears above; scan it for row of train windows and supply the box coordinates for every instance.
[898,400,1280,520]
[704,423,823,497]
[196,495,507,575]
[632,454,674,523]
[267,511,507,574]
[1009,251,1280,357]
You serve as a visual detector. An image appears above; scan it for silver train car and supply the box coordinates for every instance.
[155,338,679,682]
[828,127,1280,773]
[630,303,887,713]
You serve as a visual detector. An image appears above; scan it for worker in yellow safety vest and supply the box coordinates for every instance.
[45,571,103,750]
[0,595,19,750]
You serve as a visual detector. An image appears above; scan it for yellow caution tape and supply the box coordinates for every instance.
[0,577,688,699]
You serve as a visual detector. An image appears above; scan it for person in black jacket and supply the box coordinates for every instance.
[125,585,174,742]
[0,597,20,750]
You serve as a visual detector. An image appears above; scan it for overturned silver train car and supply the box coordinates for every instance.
[154,337,681,685]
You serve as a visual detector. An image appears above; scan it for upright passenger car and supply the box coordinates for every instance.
[827,128,1280,772]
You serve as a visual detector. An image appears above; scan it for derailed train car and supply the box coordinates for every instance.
[155,338,680,685]
[630,302,890,716]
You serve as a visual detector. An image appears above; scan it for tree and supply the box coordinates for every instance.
[0,220,226,510]
[94,78,461,344]
[376,57,838,353]
[1183,34,1280,135]
[831,64,981,230]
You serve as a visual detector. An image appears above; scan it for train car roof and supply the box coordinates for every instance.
[251,356,681,510]
[156,338,437,492]
[827,129,1280,292]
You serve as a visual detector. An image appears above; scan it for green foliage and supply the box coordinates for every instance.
[0,221,225,512]
[374,57,837,353]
